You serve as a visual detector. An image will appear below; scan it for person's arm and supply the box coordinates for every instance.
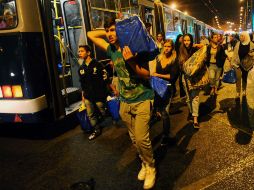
[109,83,119,97]
[87,30,109,52]
[122,46,150,79]
[152,73,171,80]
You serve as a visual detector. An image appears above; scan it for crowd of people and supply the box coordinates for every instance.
[78,16,253,189]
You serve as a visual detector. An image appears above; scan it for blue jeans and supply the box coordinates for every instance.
[209,64,222,88]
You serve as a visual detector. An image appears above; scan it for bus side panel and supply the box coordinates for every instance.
[0,32,54,123]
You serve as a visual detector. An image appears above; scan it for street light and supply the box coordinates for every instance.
[171,3,177,9]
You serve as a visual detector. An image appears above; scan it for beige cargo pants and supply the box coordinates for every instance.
[119,100,155,167]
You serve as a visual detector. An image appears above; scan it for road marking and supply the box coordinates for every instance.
[181,153,254,190]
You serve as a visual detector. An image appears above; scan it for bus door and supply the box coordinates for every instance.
[181,19,187,35]
[194,23,200,43]
[46,0,87,115]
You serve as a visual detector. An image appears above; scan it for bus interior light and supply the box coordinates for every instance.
[2,85,13,98]
[12,85,23,98]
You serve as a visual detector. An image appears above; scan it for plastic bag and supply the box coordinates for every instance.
[107,96,120,121]
[116,16,159,61]
[76,109,93,133]
[222,68,237,84]
[150,76,169,99]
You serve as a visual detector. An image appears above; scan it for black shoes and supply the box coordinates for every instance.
[88,128,101,140]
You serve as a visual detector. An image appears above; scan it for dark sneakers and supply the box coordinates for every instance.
[88,128,101,140]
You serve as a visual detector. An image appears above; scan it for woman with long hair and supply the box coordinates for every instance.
[232,31,254,97]
[150,39,178,145]
[178,34,207,128]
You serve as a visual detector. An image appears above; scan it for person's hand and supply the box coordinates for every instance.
[79,102,86,112]
[122,46,136,62]
[151,73,159,77]
[248,51,254,57]
[113,89,120,97]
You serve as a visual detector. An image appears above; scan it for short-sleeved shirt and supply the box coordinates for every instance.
[107,45,154,103]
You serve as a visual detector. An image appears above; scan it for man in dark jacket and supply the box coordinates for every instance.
[206,33,226,96]
[78,45,116,140]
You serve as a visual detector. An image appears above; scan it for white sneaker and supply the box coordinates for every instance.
[143,166,156,189]
[137,163,146,181]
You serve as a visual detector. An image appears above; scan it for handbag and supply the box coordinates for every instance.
[76,109,93,133]
[116,16,159,62]
[150,76,170,99]
[107,96,120,121]
[241,51,254,71]
[222,68,237,84]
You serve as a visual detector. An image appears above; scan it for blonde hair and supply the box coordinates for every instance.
[158,39,176,65]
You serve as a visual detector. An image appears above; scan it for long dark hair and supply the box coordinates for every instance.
[178,33,194,65]
[175,34,183,52]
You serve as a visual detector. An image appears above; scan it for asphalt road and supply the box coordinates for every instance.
[0,68,254,190]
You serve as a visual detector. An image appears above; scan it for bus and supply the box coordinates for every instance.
[0,0,222,123]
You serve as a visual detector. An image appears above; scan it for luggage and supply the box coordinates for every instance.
[116,16,159,62]
[183,46,207,77]
[222,68,237,84]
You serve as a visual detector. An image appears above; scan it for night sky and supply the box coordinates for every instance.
[161,0,241,26]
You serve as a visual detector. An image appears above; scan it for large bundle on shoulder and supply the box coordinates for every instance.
[183,46,209,90]
[115,16,159,63]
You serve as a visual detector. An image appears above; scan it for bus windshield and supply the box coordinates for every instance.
[0,0,17,30]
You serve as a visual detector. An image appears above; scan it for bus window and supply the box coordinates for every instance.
[90,0,105,8]
[90,9,116,29]
[120,0,130,8]
[0,0,17,30]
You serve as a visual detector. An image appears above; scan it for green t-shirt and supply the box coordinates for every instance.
[107,45,154,103]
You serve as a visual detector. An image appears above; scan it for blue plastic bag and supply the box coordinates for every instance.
[107,97,120,121]
[116,16,159,61]
[76,109,93,133]
[222,68,237,84]
[150,76,170,99]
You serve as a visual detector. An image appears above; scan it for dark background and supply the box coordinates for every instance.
[161,0,240,26]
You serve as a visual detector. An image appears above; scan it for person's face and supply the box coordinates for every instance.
[179,36,183,43]
[163,42,173,55]
[157,34,163,42]
[229,35,234,42]
[78,48,90,60]
[5,15,14,27]
[240,34,245,42]
[183,35,191,48]
[105,25,118,45]
[211,34,218,44]
[217,34,222,42]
